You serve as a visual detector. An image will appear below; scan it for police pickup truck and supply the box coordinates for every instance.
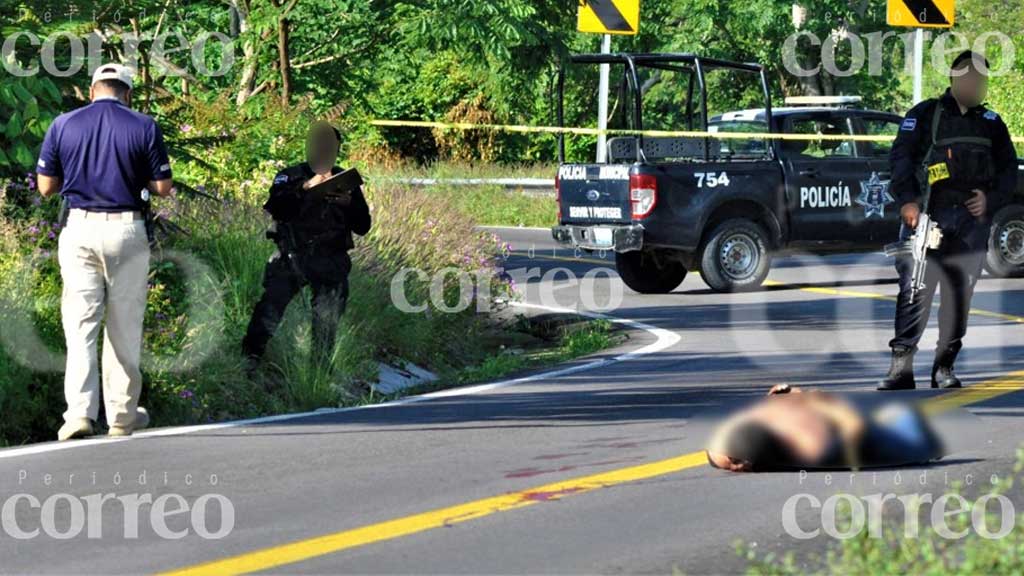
[551,53,1024,293]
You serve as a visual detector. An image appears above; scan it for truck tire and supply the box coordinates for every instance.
[615,249,688,294]
[985,205,1024,278]
[699,218,772,292]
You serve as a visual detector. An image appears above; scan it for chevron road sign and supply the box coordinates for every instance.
[577,0,640,36]
[887,0,955,29]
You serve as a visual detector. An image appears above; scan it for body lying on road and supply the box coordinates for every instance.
[705,384,944,472]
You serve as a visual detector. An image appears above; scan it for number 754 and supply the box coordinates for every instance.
[695,172,731,188]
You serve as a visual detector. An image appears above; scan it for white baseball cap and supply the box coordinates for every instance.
[91,64,135,90]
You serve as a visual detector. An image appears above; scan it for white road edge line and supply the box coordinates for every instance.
[0,301,680,460]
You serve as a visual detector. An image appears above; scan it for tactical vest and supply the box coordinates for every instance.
[922,100,997,208]
[285,166,355,253]
[291,198,354,252]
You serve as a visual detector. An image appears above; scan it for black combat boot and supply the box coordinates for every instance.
[932,347,962,389]
[931,364,962,389]
[878,347,916,391]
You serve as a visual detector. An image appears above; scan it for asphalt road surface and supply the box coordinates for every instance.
[1,226,1023,575]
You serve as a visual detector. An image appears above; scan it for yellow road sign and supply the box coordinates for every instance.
[577,0,640,36]
[887,0,955,29]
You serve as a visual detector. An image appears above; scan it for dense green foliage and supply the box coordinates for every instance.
[2,0,1022,176]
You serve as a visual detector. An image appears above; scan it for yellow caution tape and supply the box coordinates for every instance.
[370,118,1024,145]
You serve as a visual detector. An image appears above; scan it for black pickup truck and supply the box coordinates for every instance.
[551,53,1024,293]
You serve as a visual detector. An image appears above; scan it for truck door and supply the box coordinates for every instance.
[783,113,876,247]
[854,115,903,243]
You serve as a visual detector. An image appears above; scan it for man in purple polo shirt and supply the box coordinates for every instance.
[36,63,175,441]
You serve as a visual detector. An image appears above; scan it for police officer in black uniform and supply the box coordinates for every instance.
[879,51,1018,391]
[242,121,371,370]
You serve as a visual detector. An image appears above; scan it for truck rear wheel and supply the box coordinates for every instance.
[699,218,771,292]
[985,206,1024,278]
[614,249,687,294]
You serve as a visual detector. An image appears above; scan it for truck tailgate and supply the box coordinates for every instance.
[557,164,632,224]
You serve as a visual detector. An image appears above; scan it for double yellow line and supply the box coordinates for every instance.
[160,263,1024,576]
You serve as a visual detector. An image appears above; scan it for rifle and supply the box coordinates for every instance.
[883,103,945,300]
[884,214,943,298]
[142,181,222,247]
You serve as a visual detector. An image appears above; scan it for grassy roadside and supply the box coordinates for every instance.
[413,315,621,393]
[736,447,1024,575]
[345,315,625,406]
[403,183,556,229]
[360,160,559,229]
[0,168,613,446]
[357,159,558,181]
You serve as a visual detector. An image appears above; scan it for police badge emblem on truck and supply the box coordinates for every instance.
[856,172,895,218]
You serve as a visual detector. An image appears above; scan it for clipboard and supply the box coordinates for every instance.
[306,167,363,206]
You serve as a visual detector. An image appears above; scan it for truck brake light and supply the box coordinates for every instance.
[629,173,657,219]
[554,172,561,221]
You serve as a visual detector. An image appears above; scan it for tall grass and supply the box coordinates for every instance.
[0,175,525,444]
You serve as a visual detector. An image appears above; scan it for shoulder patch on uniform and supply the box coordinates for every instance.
[900,118,917,131]
[984,110,999,121]
[37,159,46,168]
[273,173,289,184]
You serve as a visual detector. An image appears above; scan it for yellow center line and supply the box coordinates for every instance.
[160,257,1024,576]
[160,364,1024,576]
[761,280,1024,323]
[524,255,1024,324]
[158,452,709,576]
[922,370,1024,416]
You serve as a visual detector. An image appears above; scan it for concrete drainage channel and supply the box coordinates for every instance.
[365,299,626,397]
[372,361,439,395]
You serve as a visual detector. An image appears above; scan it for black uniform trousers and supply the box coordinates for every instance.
[889,203,989,366]
[242,247,351,368]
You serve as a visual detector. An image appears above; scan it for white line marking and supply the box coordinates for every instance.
[0,301,680,460]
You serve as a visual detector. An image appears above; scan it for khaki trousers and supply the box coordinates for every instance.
[57,210,150,428]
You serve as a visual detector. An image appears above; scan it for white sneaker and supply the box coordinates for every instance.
[108,407,150,437]
[58,418,94,441]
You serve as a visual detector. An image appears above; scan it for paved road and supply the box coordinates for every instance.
[1,226,1023,574]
